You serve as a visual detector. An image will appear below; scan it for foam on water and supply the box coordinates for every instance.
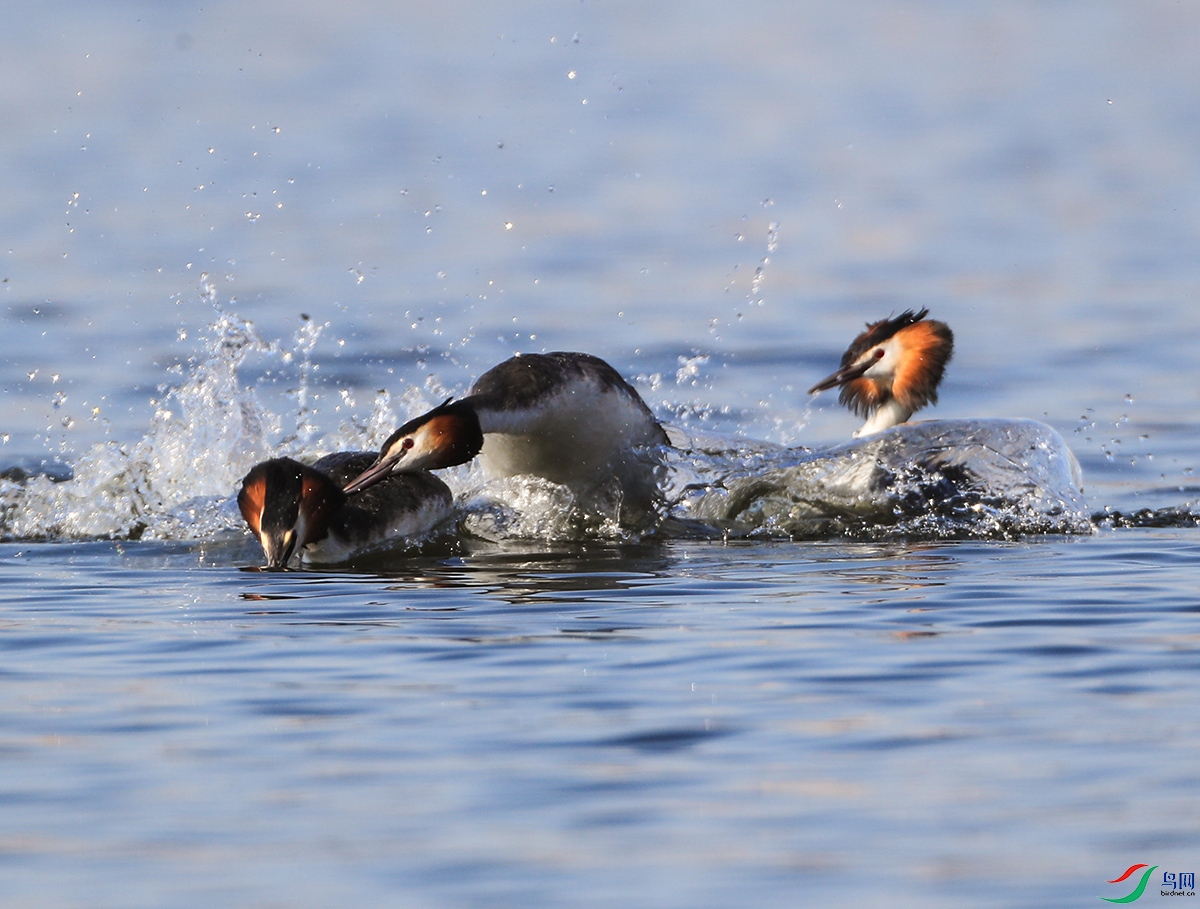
[2,311,1192,550]
[672,419,1093,541]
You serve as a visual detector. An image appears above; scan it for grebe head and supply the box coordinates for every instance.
[342,398,483,495]
[807,308,954,437]
[238,458,346,569]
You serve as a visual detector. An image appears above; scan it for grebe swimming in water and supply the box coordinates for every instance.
[808,309,954,437]
[682,308,1086,537]
[238,452,453,568]
[343,352,668,524]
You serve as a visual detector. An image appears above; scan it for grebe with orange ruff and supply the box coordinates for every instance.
[808,309,954,437]
[343,352,668,525]
[684,310,1087,537]
[238,452,453,568]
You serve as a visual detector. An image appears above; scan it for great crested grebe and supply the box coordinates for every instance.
[685,309,1087,534]
[237,452,453,568]
[342,352,668,521]
[808,308,954,437]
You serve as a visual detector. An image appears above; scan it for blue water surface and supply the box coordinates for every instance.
[3,2,1200,907]
[3,534,1200,908]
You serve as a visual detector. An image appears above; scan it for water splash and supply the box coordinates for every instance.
[675,354,710,387]
[1096,504,1200,528]
[1,307,282,541]
[287,313,326,448]
[5,307,1194,550]
[668,419,1093,541]
[747,220,779,306]
[458,475,604,542]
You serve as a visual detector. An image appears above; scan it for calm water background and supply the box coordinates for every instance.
[3,2,1200,906]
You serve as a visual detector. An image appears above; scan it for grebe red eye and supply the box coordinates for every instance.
[873,348,885,359]
[402,437,414,450]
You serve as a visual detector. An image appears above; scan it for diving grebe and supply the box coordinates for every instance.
[237,452,453,568]
[808,308,953,437]
[342,352,668,522]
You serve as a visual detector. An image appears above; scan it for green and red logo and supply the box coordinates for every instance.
[1101,864,1158,903]
[1101,864,1196,901]
[1099,868,1156,906]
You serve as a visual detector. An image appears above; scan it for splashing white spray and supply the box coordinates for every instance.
[748,220,779,307]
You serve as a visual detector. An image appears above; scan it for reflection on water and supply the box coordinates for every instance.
[3,532,1199,907]
[237,540,679,612]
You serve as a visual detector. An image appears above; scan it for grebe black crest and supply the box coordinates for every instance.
[343,352,668,524]
[808,309,954,437]
[237,452,453,569]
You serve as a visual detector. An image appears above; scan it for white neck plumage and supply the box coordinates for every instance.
[853,399,914,438]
